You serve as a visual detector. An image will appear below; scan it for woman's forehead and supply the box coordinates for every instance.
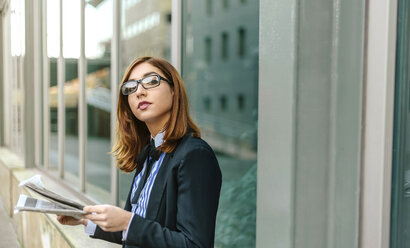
[128,62,164,80]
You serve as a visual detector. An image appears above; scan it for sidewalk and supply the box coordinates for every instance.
[0,196,21,248]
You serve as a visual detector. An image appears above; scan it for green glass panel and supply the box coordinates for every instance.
[182,0,259,247]
[391,0,410,247]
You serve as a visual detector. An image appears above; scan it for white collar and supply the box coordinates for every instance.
[151,131,165,148]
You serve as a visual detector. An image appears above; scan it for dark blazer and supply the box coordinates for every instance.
[91,133,222,248]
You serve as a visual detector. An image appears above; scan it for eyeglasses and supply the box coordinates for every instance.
[121,74,173,95]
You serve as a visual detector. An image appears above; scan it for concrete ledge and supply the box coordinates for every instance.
[0,148,24,216]
[0,147,120,248]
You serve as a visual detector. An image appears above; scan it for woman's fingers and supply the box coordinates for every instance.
[82,204,132,232]
[83,204,107,214]
[56,215,84,226]
[83,213,106,222]
[56,215,64,224]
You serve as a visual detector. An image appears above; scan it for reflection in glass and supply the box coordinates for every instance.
[221,32,228,60]
[391,1,410,247]
[47,0,59,58]
[118,0,172,205]
[62,0,81,187]
[183,0,259,246]
[49,59,58,169]
[222,0,228,10]
[206,0,212,16]
[64,59,80,186]
[238,27,246,57]
[47,0,59,169]
[85,0,113,202]
[205,37,212,63]
[8,0,25,155]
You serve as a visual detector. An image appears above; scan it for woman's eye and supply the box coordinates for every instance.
[143,76,159,85]
[148,79,159,85]
[127,81,137,87]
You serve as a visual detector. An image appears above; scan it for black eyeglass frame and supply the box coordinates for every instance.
[121,74,174,95]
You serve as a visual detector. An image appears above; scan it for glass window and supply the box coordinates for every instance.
[220,95,227,111]
[85,0,113,202]
[206,0,213,16]
[222,0,229,10]
[118,0,172,206]
[6,0,25,155]
[63,0,81,187]
[47,0,59,169]
[183,0,259,246]
[205,37,212,63]
[391,0,410,247]
[221,32,229,60]
[64,58,80,185]
[237,94,245,111]
[238,27,246,57]
[204,96,211,112]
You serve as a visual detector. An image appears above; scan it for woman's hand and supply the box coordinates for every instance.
[56,215,87,226]
[83,205,132,232]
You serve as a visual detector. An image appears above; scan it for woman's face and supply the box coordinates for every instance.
[127,62,174,134]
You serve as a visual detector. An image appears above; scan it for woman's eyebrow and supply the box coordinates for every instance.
[142,71,158,77]
[128,71,158,81]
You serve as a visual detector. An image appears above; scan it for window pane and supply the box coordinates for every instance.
[49,58,58,169]
[47,0,59,58]
[63,0,80,59]
[391,0,410,247]
[62,0,81,187]
[85,0,112,202]
[118,0,172,206]
[182,0,259,247]
[47,0,59,169]
[7,0,25,155]
[64,59,80,186]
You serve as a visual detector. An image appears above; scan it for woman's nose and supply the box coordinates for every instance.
[134,83,146,97]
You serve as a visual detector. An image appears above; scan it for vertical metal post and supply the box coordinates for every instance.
[58,0,65,178]
[42,0,50,169]
[0,5,3,146]
[79,0,87,192]
[110,0,121,206]
[171,0,182,72]
[360,0,398,247]
[23,0,35,167]
[257,0,298,247]
[2,6,10,148]
[34,0,42,167]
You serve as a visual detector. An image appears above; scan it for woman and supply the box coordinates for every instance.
[57,57,222,248]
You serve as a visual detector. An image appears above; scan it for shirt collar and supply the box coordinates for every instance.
[151,131,165,148]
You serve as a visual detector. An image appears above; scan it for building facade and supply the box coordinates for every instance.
[0,0,408,247]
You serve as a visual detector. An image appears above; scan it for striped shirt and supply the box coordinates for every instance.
[130,130,166,218]
[130,151,166,217]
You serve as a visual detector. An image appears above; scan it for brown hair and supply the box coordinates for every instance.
[111,57,201,172]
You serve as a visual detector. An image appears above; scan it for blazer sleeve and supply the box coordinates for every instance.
[91,226,123,244]
[123,146,222,248]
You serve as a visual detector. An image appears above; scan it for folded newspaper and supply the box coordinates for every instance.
[14,175,87,219]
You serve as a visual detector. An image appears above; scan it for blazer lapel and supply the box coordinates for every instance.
[145,153,173,220]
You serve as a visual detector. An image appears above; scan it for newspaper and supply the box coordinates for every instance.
[14,175,87,219]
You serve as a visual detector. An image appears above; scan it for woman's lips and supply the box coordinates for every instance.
[138,101,151,110]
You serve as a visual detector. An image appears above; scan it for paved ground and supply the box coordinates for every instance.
[0,197,21,248]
